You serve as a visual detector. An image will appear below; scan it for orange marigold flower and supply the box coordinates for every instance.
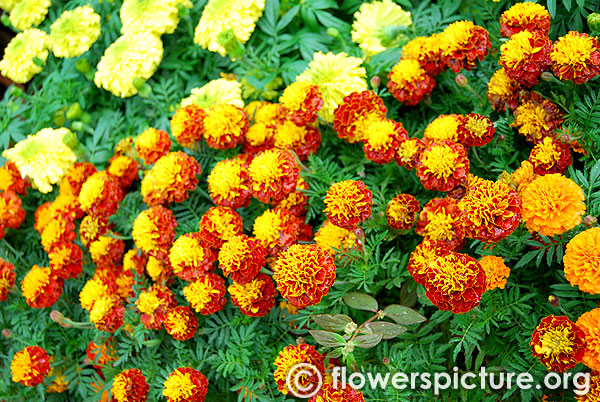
[416,141,469,192]
[272,118,321,161]
[500,31,552,87]
[198,206,244,248]
[46,357,69,393]
[457,113,495,147]
[514,160,536,190]
[170,104,205,148]
[164,306,198,341]
[314,220,360,257]
[34,202,54,234]
[274,343,325,395]
[163,367,208,402]
[141,152,201,206]
[459,179,521,242]
[408,239,450,285]
[203,104,248,150]
[86,338,117,369]
[500,2,551,38]
[440,20,491,72]
[78,171,123,218]
[0,190,26,232]
[111,369,149,402]
[564,227,600,295]
[324,180,372,229]
[417,197,464,250]
[228,272,277,317]
[135,128,171,165]
[479,255,511,291]
[511,92,565,143]
[183,272,227,315]
[529,137,572,175]
[49,242,82,279]
[132,206,178,263]
[242,122,275,155]
[487,67,522,113]
[11,346,50,387]
[423,114,462,143]
[253,208,300,256]
[89,294,125,333]
[551,31,600,84]
[218,235,266,284]
[279,81,324,126]
[309,381,365,402]
[362,118,409,164]
[521,174,585,236]
[108,155,139,189]
[273,244,336,308]
[395,137,425,170]
[207,158,251,208]
[115,269,136,301]
[401,34,445,75]
[169,233,216,281]
[387,193,420,231]
[0,258,15,301]
[248,149,299,204]
[0,161,29,195]
[387,59,436,106]
[576,308,600,371]
[333,90,387,144]
[79,215,110,247]
[21,265,63,308]
[274,177,309,216]
[136,284,177,330]
[424,251,486,313]
[530,315,586,372]
[89,235,125,266]
[59,162,97,197]
[40,216,76,252]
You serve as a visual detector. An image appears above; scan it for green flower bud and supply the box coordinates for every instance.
[66,103,83,120]
[588,13,600,32]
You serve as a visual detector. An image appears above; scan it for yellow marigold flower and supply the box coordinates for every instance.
[132,206,178,262]
[120,0,192,35]
[401,34,445,75]
[78,171,123,218]
[228,273,276,317]
[0,0,22,12]
[440,20,491,72]
[111,369,149,402]
[194,0,265,57]
[248,148,298,203]
[46,359,69,393]
[89,235,125,266]
[499,30,552,87]
[252,208,299,255]
[0,28,48,84]
[296,52,367,123]
[479,255,510,291]
[162,367,208,402]
[8,0,50,31]
[21,265,63,308]
[88,294,124,333]
[135,128,171,165]
[181,78,244,109]
[521,174,585,237]
[351,0,412,57]
[551,31,600,84]
[564,227,600,295]
[511,93,565,143]
[146,256,170,283]
[48,5,101,58]
[424,114,462,142]
[314,220,358,255]
[387,58,436,106]
[250,102,281,124]
[576,308,600,370]
[279,81,323,126]
[94,32,164,98]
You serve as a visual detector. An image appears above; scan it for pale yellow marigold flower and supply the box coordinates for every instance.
[8,0,50,31]
[181,78,244,108]
[120,0,192,35]
[0,0,22,12]
[48,6,101,58]
[0,28,48,83]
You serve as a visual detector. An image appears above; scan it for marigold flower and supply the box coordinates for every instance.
[511,93,565,143]
[89,235,125,266]
[11,346,50,387]
[514,160,536,191]
[248,149,298,203]
[46,359,69,393]
[132,206,178,262]
[252,208,300,256]
[181,78,244,109]
[272,119,322,161]
[362,118,409,164]
[0,191,25,234]
[529,137,572,175]
[111,369,149,402]
[309,381,365,402]
[0,27,48,84]
[163,306,198,341]
[144,256,171,284]
[423,114,462,143]
[60,162,97,197]
[218,235,266,284]
[551,31,600,84]
[48,192,83,221]
[242,122,275,155]
[123,248,148,276]
[274,343,325,395]
[500,2,551,38]
[78,171,123,218]
[0,0,21,11]
[314,220,360,257]
[564,227,600,295]
[324,180,372,229]
[198,206,243,249]
[408,240,450,285]
[279,82,323,125]
[108,155,139,189]
[440,20,491,72]
[134,128,171,165]
[395,137,424,169]
[89,294,125,333]
[48,5,101,58]
[488,69,522,114]
[521,174,585,236]
[478,255,510,291]
[170,105,205,149]
[163,367,208,402]
[386,194,420,231]
[21,265,63,308]
[500,31,552,87]
[183,272,227,315]
[120,0,191,35]
[416,141,469,192]
[459,179,521,242]
[206,159,249,208]
[457,113,495,147]
[141,152,201,206]
[424,251,486,313]
[401,34,446,75]
[274,177,309,216]
[417,197,464,250]
[8,0,50,31]
[136,284,176,330]
[387,59,436,106]
[333,90,387,143]
[40,217,76,252]
[576,308,600,370]
[228,273,277,317]
[575,371,600,402]
[79,215,109,247]
[86,338,117,369]
[80,276,116,311]
[0,162,28,195]
[0,258,15,302]
[530,315,586,372]
[49,242,82,279]
[169,233,216,281]
[203,104,248,150]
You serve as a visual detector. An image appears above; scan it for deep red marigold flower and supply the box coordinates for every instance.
[362,118,409,164]
[40,216,76,252]
[89,294,125,333]
[248,149,299,204]
[89,235,125,266]
[169,232,216,281]
[86,337,117,369]
[458,179,521,242]
[273,244,336,308]
[111,369,149,402]
[416,141,469,192]
[79,215,110,247]
[203,104,248,150]
[0,258,15,301]
[551,31,600,84]
[132,206,178,263]
[49,242,82,279]
[279,81,324,126]
[530,315,586,372]
[387,59,436,106]
[183,272,227,315]
[78,171,123,218]
[479,255,511,291]
[457,113,495,147]
[21,265,63,308]
[333,90,387,144]
[423,114,462,143]
[401,34,446,76]
[416,197,464,250]
[242,122,275,155]
[386,193,420,231]
[163,367,208,402]
[135,128,172,165]
[500,2,551,38]
[324,180,372,229]
[59,162,97,197]
[529,137,572,175]
[408,239,450,285]
[228,272,277,317]
[487,68,522,113]
[274,177,309,216]
[499,30,552,87]
[141,152,201,206]
[218,235,266,284]
[107,155,139,189]
[0,190,26,234]
[576,308,600,371]
[272,118,322,161]
[424,251,486,313]
[171,104,205,148]
[136,284,177,330]
[11,346,50,387]
[395,137,425,169]
[253,208,300,256]
[207,158,251,209]
[511,92,565,143]
[0,161,29,195]
[274,343,325,395]
[440,20,491,72]
[164,306,198,341]
[309,381,365,402]
[198,206,244,249]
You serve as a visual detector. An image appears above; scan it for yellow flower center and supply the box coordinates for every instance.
[146,257,165,281]
[442,20,476,54]
[78,172,107,211]
[132,211,161,254]
[488,68,516,96]
[430,254,473,293]
[11,349,36,384]
[514,102,548,141]
[111,375,131,402]
[80,278,109,311]
[314,222,356,254]
[534,327,575,357]
[423,211,455,241]
[366,119,397,151]
[163,372,195,400]
[324,180,370,221]
[203,104,245,142]
[397,139,419,163]
[421,145,462,179]
[89,236,115,262]
[219,236,251,271]
[22,266,49,301]
[165,310,189,337]
[245,123,272,146]
[49,245,72,268]
[136,291,161,315]
[425,115,461,142]
[273,120,306,149]
[89,296,116,324]
[464,115,489,139]
[228,279,262,312]
[169,235,205,274]
[108,155,132,177]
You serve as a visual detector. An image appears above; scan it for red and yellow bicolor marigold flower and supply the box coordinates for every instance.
[529,137,572,175]
[387,59,436,106]
[487,68,522,113]
[242,122,275,155]
[135,128,171,165]
[575,371,600,402]
[576,308,600,370]
[408,240,450,286]
[416,141,469,192]
[564,227,600,295]
[89,294,125,333]
[163,367,208,402]
[521,174,585,237]
[11,346,50,387]
[218,235,266,284]
[78,171,123,218]
[170,104,205,148]
[89,235,125,266]
[0,190,26,234]
[457,113,495,147]
[395,137,424,169]
[123,248,148,276]
[169,233,216,281]
[362,118,409,164]
[146,256,173,284]
[279,81,324,126]
[273,244,336,308]
[440,20,491,72]
[132,206,178,262]
[479,255,511,291]
[459,179,521,242]
[207,158,251,209]
[21,265,63,308]
[499,2,551,38]
[198,206,244,249]
[423,114,462,143]
[511,92,565,143]
[40,216,76,252]
[324,180,372,229]
[274,177,309,217]
[0,161,29,195]
[80,275,117,311]
[401,34,445,75]
[46,357,69,393]
[136,284,176,330]
[274,343,325,395]
[530,315,586,372]
[164,306,198,341]
[423,251,486,313]
[111,369,149,402]
[115,268,136,301]
[141,152,201,206]
[333,90,387,143]
[272,118,322,161]
[551,31,600,84]
[0,258,15,301]
[86,338,117,369]
[50,192,83,221]
[253,208,300,256]
[49,242,82,279]
[107,155,139,189]
[203,104,248,150]
[245,101,280,124]
[228,272,277,317]
[500,30,552,87]
[416,197,464,250]
[79,215,110,247]
[248,149,299,203]
[183,272,227,315]
[309,381,365,402]
[314,220,360,257]
[386,193,420,231]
